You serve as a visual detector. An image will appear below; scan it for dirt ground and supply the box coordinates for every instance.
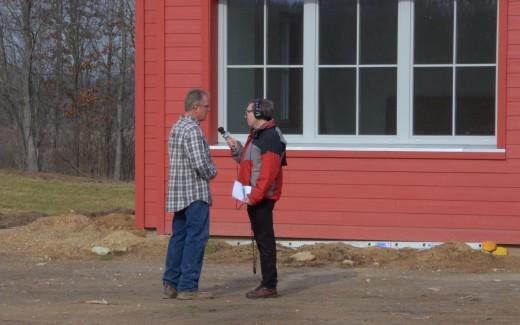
[1,213,520,324]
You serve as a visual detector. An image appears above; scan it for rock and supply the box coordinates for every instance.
[84,299,109,305]
[290,251,316,262]
[342,259,355,266]
[91,246,111,256]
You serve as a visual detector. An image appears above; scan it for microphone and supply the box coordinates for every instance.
[218,126,230,139]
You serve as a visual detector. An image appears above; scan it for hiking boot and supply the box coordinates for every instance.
[176,291,214,300]
[163,283,177,299]
[246,286,278,299]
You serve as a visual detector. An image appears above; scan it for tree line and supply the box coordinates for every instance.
[0,0,135,180]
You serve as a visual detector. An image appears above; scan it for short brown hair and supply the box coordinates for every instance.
[184,88,208,112]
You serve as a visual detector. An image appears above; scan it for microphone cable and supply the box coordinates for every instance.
[226,132,256,274]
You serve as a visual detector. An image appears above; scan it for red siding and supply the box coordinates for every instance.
[135,0,144,229]
[135,0,217,233]
[136,0,520,244]
[136,0,166,231]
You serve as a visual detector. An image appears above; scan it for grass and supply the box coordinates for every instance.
[204,239,230,254]
[0,169,134,216]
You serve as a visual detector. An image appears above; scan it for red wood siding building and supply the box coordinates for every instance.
[135,0,520,243]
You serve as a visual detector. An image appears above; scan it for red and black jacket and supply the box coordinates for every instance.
[231,120,287,205]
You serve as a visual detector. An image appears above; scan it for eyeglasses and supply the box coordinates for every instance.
[196,104,210,109]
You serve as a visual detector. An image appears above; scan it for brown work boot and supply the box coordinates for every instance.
[246,286,278,299]
[163,283,177,299]
[176,291,214,300]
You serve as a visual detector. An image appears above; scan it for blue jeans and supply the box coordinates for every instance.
[162,200,209,292]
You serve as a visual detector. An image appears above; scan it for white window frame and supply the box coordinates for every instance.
[218,0,500,150]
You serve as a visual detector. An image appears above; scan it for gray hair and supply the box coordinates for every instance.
[184,88,208,112]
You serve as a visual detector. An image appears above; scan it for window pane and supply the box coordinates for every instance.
[228,0,263,65]
[267,68,303,134]
[359,68,397,135]
[457,0,497,64]
[319,68,356,135]
[319,0,357,65]
[456,67,495,135]
[267,0,303,65]
[414,0,454,64]
[227,69,263,133]
[360,0,398,64]
[414,68,453,135]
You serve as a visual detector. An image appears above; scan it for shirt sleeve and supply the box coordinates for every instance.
[185,127,217,181]
[231,141,243,163]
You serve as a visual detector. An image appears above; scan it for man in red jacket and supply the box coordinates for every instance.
[225,98,287,299]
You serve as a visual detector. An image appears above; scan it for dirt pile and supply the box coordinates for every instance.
[207,241,520,272]
[2,214,520,272]
[0,213,158,259]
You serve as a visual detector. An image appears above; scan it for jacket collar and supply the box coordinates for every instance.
[251,119,276,135]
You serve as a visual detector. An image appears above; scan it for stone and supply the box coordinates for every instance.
[91,246,111,256]
[290,251,316,262]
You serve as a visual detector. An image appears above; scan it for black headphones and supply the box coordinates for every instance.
[253,98,265,120]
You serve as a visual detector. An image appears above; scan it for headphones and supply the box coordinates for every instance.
[253,98,265,120]
[253,98,272,120]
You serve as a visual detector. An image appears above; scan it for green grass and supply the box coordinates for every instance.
[0,169,134,216]
[204,239,230,254]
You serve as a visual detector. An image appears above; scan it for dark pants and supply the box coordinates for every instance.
[163,200,209,292]
[247,199,277,289]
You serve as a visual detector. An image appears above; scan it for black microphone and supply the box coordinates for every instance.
[218,126,230,139]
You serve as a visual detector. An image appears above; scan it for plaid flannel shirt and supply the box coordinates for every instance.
[166,115,217,212]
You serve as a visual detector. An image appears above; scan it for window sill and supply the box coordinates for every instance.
[210,144,506,160]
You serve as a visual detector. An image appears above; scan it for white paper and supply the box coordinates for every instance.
[232,180,252,201]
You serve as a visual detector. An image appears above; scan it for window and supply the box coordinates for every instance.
[218,0,498,147]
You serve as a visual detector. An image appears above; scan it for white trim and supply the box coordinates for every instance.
[212,134,496,146]
[413,64,497,67]
[228,65,304,68]
[312,0,319,138]
[219,0,499,148]
[409,0,415,138]
[304,0,317,139]
[218,1,226,132]
[319,64,398,68]
[211,143,504,153]
[355,0,360,135]
[263,1,267,97]
[223,239,483,250]
[495,0,500,139]
[397,0,413,141]
[452,0,458,136]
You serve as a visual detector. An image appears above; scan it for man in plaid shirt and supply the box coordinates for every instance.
[162,89,217,300]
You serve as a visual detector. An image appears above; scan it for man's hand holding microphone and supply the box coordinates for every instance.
[218,126,238,151]
[218,127,252,205]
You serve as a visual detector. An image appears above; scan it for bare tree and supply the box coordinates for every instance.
[113,0,128,181]
[21,0,40,171]
[0,1,42,172]
[48,0,66,171]
[0,0,135,179]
